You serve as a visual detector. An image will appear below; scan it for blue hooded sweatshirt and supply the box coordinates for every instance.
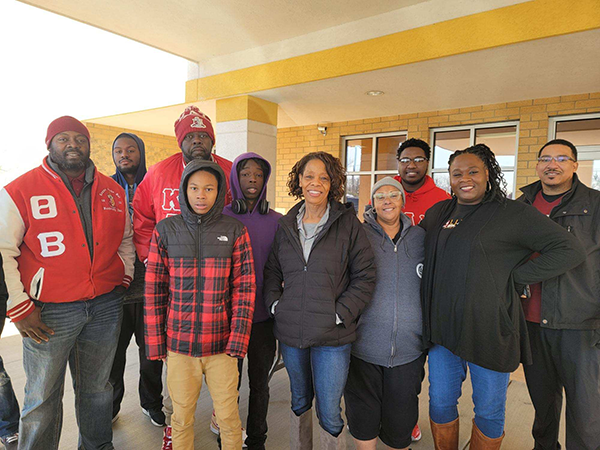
[111,132,147,303]
[111,132,147,218]
[223,152,281,323]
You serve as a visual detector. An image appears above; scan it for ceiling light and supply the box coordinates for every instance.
[366,90,384,96]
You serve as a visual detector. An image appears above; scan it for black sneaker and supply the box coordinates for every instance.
[142,407,166,427]
[0,432,18,450]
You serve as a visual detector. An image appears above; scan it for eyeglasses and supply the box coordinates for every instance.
[397,157,429,164]
[537,155,576,164]
[373,191,403,201]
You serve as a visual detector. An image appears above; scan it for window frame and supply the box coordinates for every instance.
[549,113,600,160]
[429,121,520,196]
[342,130,408,202]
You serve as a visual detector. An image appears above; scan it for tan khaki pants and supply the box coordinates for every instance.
[167,351,242,450]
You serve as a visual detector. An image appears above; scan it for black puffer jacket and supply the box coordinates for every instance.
[264,200,376,348]
[519,174,600,330]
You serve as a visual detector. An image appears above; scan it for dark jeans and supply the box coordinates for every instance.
[523,322,600,450]
[19,289,123,450]
[237,320,276,450]
[109,302,163,416]
[0,355,19,439]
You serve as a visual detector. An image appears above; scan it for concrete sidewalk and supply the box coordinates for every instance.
[0,330,565,449]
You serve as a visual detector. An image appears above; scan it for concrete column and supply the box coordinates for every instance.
[215,96,278,206]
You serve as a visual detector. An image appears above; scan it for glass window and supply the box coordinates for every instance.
[345,138,372,172]
[346,174,371,218]
[552,115,600,190]
[344,132,406,219]
[433,130,469,169]
[431,123,518,198]
[377,136,405,171]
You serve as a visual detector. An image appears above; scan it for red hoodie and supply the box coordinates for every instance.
[394,174,450,225]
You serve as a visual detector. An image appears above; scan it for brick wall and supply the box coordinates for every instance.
[84,122,180,176]
[275,92,600,211]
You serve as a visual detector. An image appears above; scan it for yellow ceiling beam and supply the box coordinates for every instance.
[215,95,278,126]
[185,0,600,102]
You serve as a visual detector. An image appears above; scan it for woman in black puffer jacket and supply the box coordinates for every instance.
[264,152,375,449]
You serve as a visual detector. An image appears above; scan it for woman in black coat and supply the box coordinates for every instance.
[264,151,375,449]
[420,144,585,449]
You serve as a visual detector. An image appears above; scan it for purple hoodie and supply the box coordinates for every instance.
[224,152,282,323]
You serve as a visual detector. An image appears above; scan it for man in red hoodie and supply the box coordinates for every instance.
[394,138,450,226]
[133,106,232,264]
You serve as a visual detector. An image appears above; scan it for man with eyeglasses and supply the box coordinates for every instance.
[394,138,450,226]
[132,106,233,450]
[519,138,600,450]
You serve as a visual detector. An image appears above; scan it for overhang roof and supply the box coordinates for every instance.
[20,0,600,132]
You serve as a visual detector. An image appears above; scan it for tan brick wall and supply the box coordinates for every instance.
[84,122,180,176]
[276,92,600,211]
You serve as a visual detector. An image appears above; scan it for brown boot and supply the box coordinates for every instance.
[469,420,504,449]
[430,417,459,450]
[319,426,346,450]
[290,409,313,450]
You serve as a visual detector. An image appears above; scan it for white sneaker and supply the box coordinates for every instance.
[210,409,248,447]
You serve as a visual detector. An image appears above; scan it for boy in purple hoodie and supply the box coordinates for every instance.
[221,152,281,450]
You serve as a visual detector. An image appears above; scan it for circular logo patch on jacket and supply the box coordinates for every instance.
[416,263,423,279]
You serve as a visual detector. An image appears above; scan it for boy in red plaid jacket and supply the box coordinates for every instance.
[144,159,255,450]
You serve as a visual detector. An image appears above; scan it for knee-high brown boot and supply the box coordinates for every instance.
[469,419,504,449]
[430,417,460,450]
[290,409,313,450]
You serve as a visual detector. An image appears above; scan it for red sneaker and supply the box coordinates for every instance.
[411,423,422,441]
[161,426,172,450]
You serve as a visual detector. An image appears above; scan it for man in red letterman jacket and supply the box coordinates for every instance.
[0,116,135,450]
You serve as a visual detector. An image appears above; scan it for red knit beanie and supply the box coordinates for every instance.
[174,106,215,149]
[45,116,90,148]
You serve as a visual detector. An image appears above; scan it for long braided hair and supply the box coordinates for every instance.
[448,143,507,204]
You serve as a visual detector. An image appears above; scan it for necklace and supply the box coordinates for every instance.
[442,218,461,229]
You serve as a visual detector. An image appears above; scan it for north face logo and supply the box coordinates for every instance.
[217,236,228,242]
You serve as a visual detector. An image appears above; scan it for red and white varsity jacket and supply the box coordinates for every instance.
[0,158,136,322]
[132,152,232,262]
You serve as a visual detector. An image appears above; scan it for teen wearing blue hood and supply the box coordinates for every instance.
[222,152,281,450]
[109,133,165,427]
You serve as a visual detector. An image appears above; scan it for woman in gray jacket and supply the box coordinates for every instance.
[344,177,425,450]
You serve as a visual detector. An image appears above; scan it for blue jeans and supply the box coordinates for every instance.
[0,355,20,438]
[280,342,351,437]
[19,289,123,450]
[428,345,510,439]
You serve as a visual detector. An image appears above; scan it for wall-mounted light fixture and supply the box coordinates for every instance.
[317,125,327,136]
[366,90,384,96]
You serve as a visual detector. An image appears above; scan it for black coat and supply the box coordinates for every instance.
[519,174,600,329]
[420,198,586,372]
[264,200,376,348]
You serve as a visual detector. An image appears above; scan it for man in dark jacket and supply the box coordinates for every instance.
[109,133,165,427]
[519,138,600,450]
[0,254,20,449]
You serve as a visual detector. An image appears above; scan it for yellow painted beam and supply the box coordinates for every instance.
[186,0,600,102]
[215,95,278,126]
